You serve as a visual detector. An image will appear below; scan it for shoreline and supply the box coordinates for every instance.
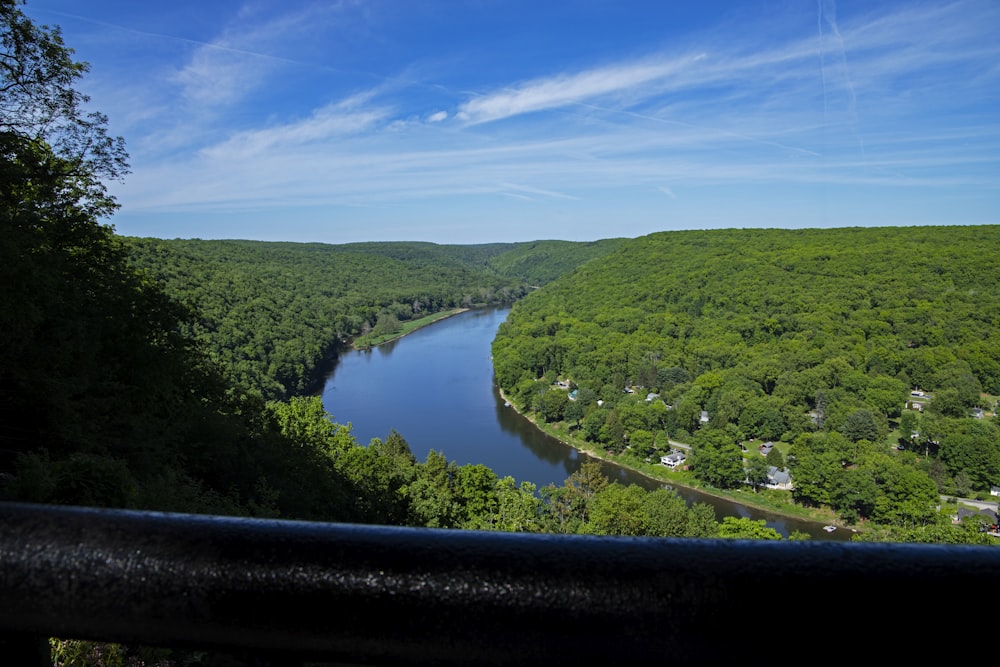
[497,387,842,529]
[352,308,469,350]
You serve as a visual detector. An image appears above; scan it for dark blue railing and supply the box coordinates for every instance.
[1,502,997,665]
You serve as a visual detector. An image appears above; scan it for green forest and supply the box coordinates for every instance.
[3,2,997,664]
[123,236,623,399]
[4,0,998,548]
[0,0,713,542]
[492,226,1000,540]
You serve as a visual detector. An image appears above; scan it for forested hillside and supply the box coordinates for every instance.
[124,237,623,399]
[493,226,1000,534]
[5,0,995,574]
[125,238,521,398]
[481,238,627,285]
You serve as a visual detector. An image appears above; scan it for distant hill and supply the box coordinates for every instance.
[335,238,627,285]
[125,237,623,398]
[484,238,628,285]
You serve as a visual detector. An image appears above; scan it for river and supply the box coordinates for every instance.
[321,306,850,540]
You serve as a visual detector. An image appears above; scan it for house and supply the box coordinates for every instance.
[660,452,687,468]
[765,466,792,490]
[955,507,1000,532]
[990,486,1000,498]
[646,393,660,402]
[972,408,984,419]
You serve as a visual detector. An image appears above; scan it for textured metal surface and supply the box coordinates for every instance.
[1,501,998,665]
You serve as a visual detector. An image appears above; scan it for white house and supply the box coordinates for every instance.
[765,466,793,490]
[660,452,687,468]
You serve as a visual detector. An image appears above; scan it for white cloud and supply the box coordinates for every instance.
[199,92,388,161]
[170,3,360,107]
[456,54,706,124]
[113,0,999,237]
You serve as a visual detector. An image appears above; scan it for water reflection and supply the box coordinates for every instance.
[323,307,850,541]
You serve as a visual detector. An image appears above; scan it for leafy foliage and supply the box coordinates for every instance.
[124,237,624,399]
[493,226,1000,523]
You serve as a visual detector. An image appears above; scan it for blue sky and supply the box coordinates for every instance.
[23,0,1000,244]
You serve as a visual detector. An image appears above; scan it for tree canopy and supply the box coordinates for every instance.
[492,226,1000,523]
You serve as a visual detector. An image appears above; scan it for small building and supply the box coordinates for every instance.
[661,452,687,468]
[699,411,710,424]
[765,466,793,490]
[758,442,774,457]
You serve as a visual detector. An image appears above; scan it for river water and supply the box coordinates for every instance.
[321,307,849,540]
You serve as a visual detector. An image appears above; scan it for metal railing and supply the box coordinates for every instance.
[2,501,998,665]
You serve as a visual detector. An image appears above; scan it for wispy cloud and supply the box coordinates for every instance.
[98,0,998,239]
[170,2,362,107]
[201,92,389,160]
[456,54,707,125]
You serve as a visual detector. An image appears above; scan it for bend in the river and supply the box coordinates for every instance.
[321,306,850,540]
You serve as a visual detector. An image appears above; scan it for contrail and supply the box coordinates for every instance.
[817,0,829,119]
[819,0,866,158]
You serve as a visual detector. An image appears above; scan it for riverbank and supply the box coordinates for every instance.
[352,309,468,349]
[497,387,844,529]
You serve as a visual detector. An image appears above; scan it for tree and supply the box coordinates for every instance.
[581,409,606,442]
[717,517,783,540]
[454,463,499,529]
[0,3,240,508]
[830,467,878,522]
[265,396,352,455]
[691,430,745,489]
[372,312,400,337]
[765,446,785,468]
[841,409,881,443]
[629,429,655,460]
[538,388,568,423]
[745,456,770,492]
[0,0,128,209]
[899,410,919,442]
[494,477,541,532]
[928,388,966,419]
[686,502,719,538]
[564,398,584,427]
[585,483,650,536]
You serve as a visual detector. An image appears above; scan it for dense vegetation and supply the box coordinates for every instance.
[493,227,1000,537]
[6,3,994,664]
[124,237,624,399]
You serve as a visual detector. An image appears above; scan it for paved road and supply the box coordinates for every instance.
[942,495,999,511]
